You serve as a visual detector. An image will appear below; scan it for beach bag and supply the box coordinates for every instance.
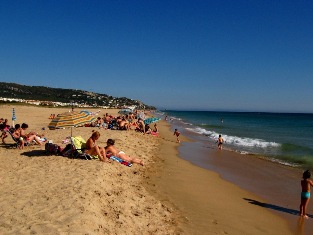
[45,142,62,155]
[72,151,92,160]
[61,144,73,157]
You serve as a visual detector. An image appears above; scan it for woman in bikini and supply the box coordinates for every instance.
[105,139,144,166]
[85,130,108,162]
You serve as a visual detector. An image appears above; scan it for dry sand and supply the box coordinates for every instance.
[0,105,177,234]
[0,105,295,234]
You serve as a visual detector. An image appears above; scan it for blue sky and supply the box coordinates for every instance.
[1,1,312,112]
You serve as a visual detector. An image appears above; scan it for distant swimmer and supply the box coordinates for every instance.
[216,134,224,150]
[221,118,224,123]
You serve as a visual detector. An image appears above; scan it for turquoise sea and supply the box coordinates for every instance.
[157,111,313,169]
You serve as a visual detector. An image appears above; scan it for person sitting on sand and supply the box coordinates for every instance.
[153,123,158,133]
[136,118,145,133]
[11,124,24,149]
[19,123,44,146]
[95,117,105,128]
[105,138,144,166]
[300,170,313,218]
[104,113,112,125]
[85,130,108,162]
[118,118,130,130]
[144,124,152,135]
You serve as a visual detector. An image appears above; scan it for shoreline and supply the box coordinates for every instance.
[150,119,294,234]
[157,111,313,234]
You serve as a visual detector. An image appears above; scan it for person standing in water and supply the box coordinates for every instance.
[217,134,224,150]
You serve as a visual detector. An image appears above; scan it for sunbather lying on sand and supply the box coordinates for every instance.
[105,139,144,166]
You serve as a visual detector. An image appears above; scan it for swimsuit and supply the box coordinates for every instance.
[118,151,125,157]
[301,192,310,199]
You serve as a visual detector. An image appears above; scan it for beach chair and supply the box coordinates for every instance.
[68,136,98,160]
[6,129,30,148]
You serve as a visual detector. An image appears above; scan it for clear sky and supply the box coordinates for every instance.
[1,1,312,113]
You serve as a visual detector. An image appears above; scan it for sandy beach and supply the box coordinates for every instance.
[0,105,301,234]
[0,105,177,234]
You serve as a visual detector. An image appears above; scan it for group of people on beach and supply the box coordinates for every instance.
[1,109,156,166]
[84,130,144,166]
[85,112,158,136]
[82,111,161,166]
[1,118,46,148]
[10,123,45,149]
[64,111,156,166]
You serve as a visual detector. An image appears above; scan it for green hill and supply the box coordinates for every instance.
[0,82,155,109]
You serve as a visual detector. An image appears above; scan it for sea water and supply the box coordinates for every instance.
[158,111,313,168]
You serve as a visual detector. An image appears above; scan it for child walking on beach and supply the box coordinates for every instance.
[173,129,180,143]
[300,170,313,218]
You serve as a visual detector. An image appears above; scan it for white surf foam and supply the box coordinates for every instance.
[186,127,280,148]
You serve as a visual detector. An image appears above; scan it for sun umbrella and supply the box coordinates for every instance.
[48,111,96,136]
[80,110,91,115]
[144,117,161,125]
[118,109,133,115]
[12,108,16,126]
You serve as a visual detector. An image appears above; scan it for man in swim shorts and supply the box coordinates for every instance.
[217,134,224,150]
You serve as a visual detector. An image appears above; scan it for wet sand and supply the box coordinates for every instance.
[178,140,313,235]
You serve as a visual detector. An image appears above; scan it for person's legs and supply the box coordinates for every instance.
[98,146,108,161]
[1,132,8,144]
[119,152,144,166]
[18,138,24,149]
[300,198,306,216]
[300,196,310,217]
[302,198,310,218]
[218,143,222,150]
[28,135,43,145]
[91,145,108,162]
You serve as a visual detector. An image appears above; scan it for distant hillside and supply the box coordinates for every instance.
[0,82,156,109]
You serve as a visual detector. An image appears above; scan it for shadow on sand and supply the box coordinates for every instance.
[20,149,48,157]
[244,198,313,218]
